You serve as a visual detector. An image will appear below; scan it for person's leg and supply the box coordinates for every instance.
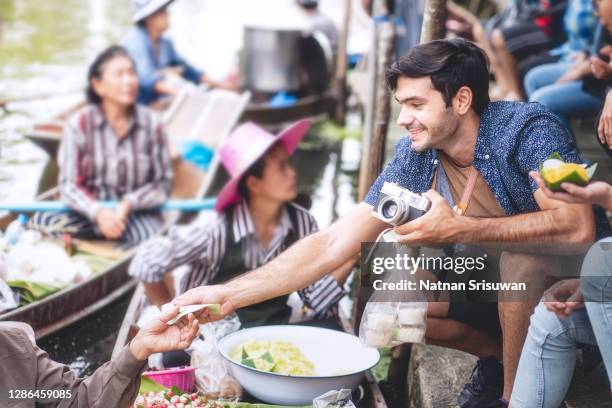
[530,81,604,125]
[473,22,499,73]
[498,252,558,402]
[517,53,560,91]
[29,210,98,238]
[490,23,551,99]
[581,238,612,385]
[490,29,522,99]
[427,301,503,359]
[509,304,597,408]
[523,61,572,98]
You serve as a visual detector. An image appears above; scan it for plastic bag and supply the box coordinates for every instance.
[190,316,243,401]
[313,389,356,408]
[0,278,19,313]
[358,240,427,348]
[360,301,426,347]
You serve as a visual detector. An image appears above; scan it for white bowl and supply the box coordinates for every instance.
[218,325,380,405]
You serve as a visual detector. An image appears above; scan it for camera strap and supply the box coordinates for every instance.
[454,167,478,216]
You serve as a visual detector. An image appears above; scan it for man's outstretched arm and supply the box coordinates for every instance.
[175,203,388,316]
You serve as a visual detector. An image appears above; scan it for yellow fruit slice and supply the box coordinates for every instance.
[541,161,589,190]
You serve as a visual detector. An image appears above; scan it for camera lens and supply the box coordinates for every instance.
[381,201,398,219]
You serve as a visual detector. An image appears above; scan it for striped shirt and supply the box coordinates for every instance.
[59,104,173,220]
[129,201,347,319]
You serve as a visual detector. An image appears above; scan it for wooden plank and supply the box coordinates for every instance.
[111,284,145,360]
[36,279,137,339]
[72,239,130,260]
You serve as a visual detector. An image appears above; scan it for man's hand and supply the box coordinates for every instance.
[598,91,612,149]
[129,305,199,361]
[529,171,612,210]
[173,285,236,324]
[590,46,612,80]
[393,190,461,244]
[95,208,126,240]
[543,278,584,318]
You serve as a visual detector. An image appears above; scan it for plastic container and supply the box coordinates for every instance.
[397,303,427,325]
[5,214,28,245]
[360,302,427,348]
[143,366,196,392]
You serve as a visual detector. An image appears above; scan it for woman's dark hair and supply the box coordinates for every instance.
[237,153,268,201]
[386,38,490,115]
[86,45,134,104]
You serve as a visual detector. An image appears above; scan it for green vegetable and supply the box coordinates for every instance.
[7,280,63,305]
[138,376,168,394]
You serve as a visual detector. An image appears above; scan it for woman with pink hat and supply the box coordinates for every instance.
[129,119,355,330]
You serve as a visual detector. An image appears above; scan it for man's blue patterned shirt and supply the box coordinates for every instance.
[365,101,610,238]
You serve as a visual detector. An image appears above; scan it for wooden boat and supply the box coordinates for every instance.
[23,90,336,159]
[0,89,250,339]
[111,284,387,408]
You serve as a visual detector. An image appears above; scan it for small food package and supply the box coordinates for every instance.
[359,302,426,348]
[359,243,427,348]
[190,317,243,401]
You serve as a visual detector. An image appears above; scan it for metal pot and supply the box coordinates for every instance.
[242,26,304,93]
[241,26,333,94]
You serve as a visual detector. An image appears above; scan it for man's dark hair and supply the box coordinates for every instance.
[386,38,490,115]
[86,45,134,105]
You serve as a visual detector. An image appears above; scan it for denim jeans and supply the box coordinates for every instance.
[524,61,604,126]
[510,238,612,408]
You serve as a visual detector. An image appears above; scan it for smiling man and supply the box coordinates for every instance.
[175,39,610,407]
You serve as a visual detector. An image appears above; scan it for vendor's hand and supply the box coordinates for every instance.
[201,74,240,92]
[173,285,236,324]
[116,200,132,223]
[598,91,612,148]
[543,278,584,318]
[95,207,125,240]
[129,305,199,361]
[154,79,180,97]
[529,171,612,210]
[393,189,461,244]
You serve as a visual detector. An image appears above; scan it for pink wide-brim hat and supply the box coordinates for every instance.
[214,119,311,211]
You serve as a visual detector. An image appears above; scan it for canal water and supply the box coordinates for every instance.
[1,0,363,374]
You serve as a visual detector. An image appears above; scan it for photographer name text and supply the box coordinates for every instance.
[372,279,527,292]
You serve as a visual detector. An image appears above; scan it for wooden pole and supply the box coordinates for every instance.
[334,0,352,125]
[354,0,395,329]
[357,16,395,201]
[357,19,379,201]
[420,0,448,42]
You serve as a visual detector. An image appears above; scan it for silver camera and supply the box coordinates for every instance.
[372,182,431,225]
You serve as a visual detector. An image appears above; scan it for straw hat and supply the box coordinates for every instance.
[131,0,175,23]
[215,120,311,211]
